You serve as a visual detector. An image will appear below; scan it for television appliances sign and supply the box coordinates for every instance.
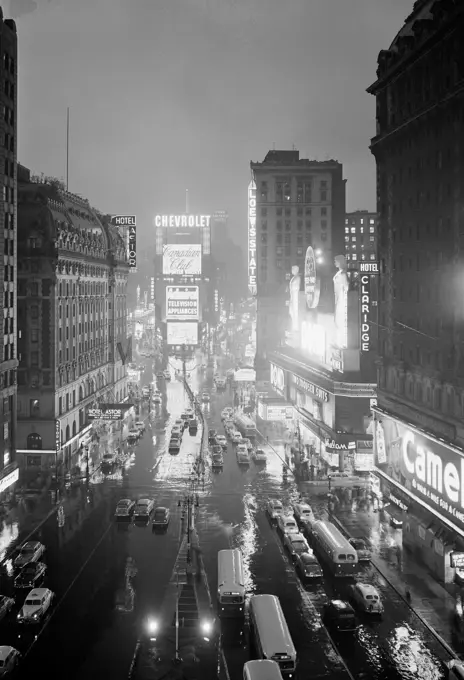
[154,215,211,228]
[163,244,202,276]
[375,415,464,530]
[270,363,285,396]
[166,286,199,320]
[248,181,257,296]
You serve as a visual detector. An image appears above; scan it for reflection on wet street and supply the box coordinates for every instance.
[1,360,453,679]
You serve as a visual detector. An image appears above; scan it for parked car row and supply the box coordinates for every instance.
[114,498,171,528]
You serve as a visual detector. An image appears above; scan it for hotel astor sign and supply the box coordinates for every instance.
[292,374,329,402]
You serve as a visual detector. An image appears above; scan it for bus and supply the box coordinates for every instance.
[217,549,245,618]
[234,413,258,441]
[243,660,283,680]
[248,595,297,676]
[310,520,358,577]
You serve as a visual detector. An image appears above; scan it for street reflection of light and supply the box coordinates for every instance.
[234,493,258,595]
[152,436,157,446]
[387,624,442,679]
[4,559,13,577]
[0,522,18,563]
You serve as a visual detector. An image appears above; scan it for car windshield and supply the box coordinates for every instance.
[293,541,307,551]
[302,554,316,564]
[23,565,36,572]
[118,501,130,507]
[26,599,41,606]
[20,546,35,555]
[154,511,165,520]
[138,501,148,507]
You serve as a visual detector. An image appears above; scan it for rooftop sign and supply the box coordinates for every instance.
[154,215,211,228]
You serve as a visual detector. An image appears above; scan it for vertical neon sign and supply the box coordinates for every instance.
[248,181,257,296]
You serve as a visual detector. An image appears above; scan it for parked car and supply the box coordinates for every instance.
[211,445,222,456]
[168,438,181,454]
[293,503,315,528]
[322,600,357,632]
[294,552,323,581]
[17,588,54,624]
[231,431,243,444]
[14,542,45,570]
[236,449,250,465]
[171,425,182,438]
[283,533,310,560]
[208,429,217,444]
[135,421,145,433]
[348,583,383,614]
[252,448,267,464]
[212,454,224,469]
[188,419,198,435]
[266,499,284,521]
[0,646,20,676]
[14,562,47,590]
[115,499,135,520]
[152,507,170,528]
[348,538,371,562]
[216,435,227,449]
[134,499,155,521]
[0,596,14,621]
[201,393,210,403]
[277,515,299,536]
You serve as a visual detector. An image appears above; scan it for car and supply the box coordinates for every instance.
[17,588,54,624]
[277,515,299,535]
[294,552,323,581]
[231,431,243,444]
[293,503,315,528]
[348,538,371,562]
[188,419,198,435]
[156,372,165,379]
[236,449,250,465]
[322,600,357,632]
[152,394,162,404]
[14,541,45,570]
[283,532,310,559]
[14,561,47,590]
[128,428,141,442]
[152,507,170,527]
[134,499,155,520]
[180,413,190,423]
[174,419,184,428]
[212,454,224,468]
[115,499,135,519]
[216,378,227,390]
[447,661,464,680]
[236,443,248,456]
[208,429,217,444]
[0,646,20,676]
[221,408,234,420]
[216,435,227,449]
[224,420,235,433]
[0,596,14,621]
[169,438,181,454]
[266,499,284,520]
[348,583,383,614]
[242,438,253,452]
[202,393,210,403]
[211,445,222,456]
[252,448,267,463]
[135,421,145,433]
[101,452,118,471]
[171,425,182,437]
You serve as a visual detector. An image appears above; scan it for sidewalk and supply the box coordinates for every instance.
[331,503,462,659]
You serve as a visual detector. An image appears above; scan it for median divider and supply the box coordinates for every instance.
[183,378,207,469]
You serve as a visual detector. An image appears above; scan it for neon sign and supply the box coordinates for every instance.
[154,215,211,228]
[128,226,136,270]
[248,181,257,296]
[360,275,371,352]
[304,247,320,309]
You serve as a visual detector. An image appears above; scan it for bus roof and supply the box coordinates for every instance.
[249,595,296,657]
[218,549,245,588]
[244,660,283,680]
[312,520,357,556]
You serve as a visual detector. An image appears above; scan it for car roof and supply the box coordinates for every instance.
[26,588,49,598]
[330,599,353,611]
[280,514,297,521]
[289,533,306,541]
[356,583,378,594]
[118,499,132,504]
[295,503,312,512]
[155,506,168,512]
[137,498,150,504]
[270,499,282,506]
[0,647,15,660]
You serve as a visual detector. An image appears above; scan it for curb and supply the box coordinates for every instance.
[329,511,459,661]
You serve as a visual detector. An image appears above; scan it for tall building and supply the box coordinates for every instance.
[344,211,378,271]
[16,167,131,483]
[250,150,346,366]
[368,0,464,581]
[0,12,18,501]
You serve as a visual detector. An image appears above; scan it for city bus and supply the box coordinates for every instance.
[248,595,297,676]
[243,660,283,680]
[310,520,358,577]
[234,413,258,441]
[217,549,245,618]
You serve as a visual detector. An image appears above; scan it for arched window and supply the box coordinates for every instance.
[79,385,84,402]
[72,421,77,436]
[65,424,70,442]
[27,433,42,450]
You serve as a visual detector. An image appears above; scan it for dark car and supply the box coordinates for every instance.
[188,419,198,435]
[294,552,323,581]
[0,595,14,622]
[211,445,222,456]
[208,429,217,444]
[152,507,170,528]
[14,562,47,590]
[322,600,357,632]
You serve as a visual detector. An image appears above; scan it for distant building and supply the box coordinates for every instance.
[368,0,464,576]
[250,150,346,368]
[0,12,18,501]
[16,166,132,482]
[344,211,378,271]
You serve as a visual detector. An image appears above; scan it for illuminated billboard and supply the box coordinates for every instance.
[163,244,202,276]
[128,225,136,271]
[304,247,320,309]
[167,322,198,346]
[248,181,257,295]
[154,215,211,228]
[374,411,464,531]
[166,286,199,320]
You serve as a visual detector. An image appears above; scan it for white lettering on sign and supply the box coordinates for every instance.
[163,244,202,276]
[112,215,136,226]
[325,438,356,451]
[270,363,285,395]
[360,274,371,352]
[154,215,211,228]
[293,374,329,402]
[128,225,137,269]
[360,262,379,273]
[248,181,257,295]
[166,286,199,320]
[55,419,61,453]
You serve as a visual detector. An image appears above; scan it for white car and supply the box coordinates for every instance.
[201,393,210,403]
[236,443,248,455]
[277,515,299,535]
[242,438,253,452]
[135,421,145,433]
[236,449,250,465]
[293,503,315,528]
[14,541,45,570]
[252,448,267,463]
[171,426,182,437]
[266,499,284,520]
[134,499,155,520]
[0,646,20,676]
[349,583,383,614]
[283,533,310,559]
[231,431,243,444]
[17,587,54,624]
[216,435,227,449]
[221,408,234,420]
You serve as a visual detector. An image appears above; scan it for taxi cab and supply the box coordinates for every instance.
[349,583,383,614]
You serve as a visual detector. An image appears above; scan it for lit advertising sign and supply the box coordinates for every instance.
[248,181,257,296]
[128,225,136,270]
[301,321,326,364]
[154,215,211,228]
[360,274,371,352]
[111,215,136,227]
[360,262,380,273]
[375,413,464,530]
[166,286,199,320]
[331,347,343,373]
[234,368,256,382]
[213,210,228,223]
[88,404,133,421]
[270,363,285,396]
[304,247,320,309]
[292,374,329,402]
[266,405,294,421]
[163,244,202,276]
[354,453,374,472]
[55,420,61,453]
[150,277,155,301]
[167,322,198,346]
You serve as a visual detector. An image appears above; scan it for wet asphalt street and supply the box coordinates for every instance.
[0,359,456,679]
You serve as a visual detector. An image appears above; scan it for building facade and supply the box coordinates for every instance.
[0,13,18,499]
[368,0,464,581]
[16,166,131,482]
[345,211,378,271]
[250,150,346,368]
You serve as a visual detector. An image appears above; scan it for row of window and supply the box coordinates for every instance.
[261,220,313,231]
[59,280,108,298]
[261,206,326,217]
[57,339,107,366]
[345,236,376,244]
[346,226,376,234]
[345,254,376,261]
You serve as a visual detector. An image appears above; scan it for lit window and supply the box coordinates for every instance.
[370,226,375,233]
[370,254,376,260]
[369,218,375,224]
[351,244,356,250]
[360,219,364,225]
[351,236,356,241]
[345,219,348,225]
[350,227,356,233]
[360,227,364,234]
[345,236,349,242]
[346,254,351,260]
[352,254,357,260]
[361,253,366,260]
[370,236,375,242]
